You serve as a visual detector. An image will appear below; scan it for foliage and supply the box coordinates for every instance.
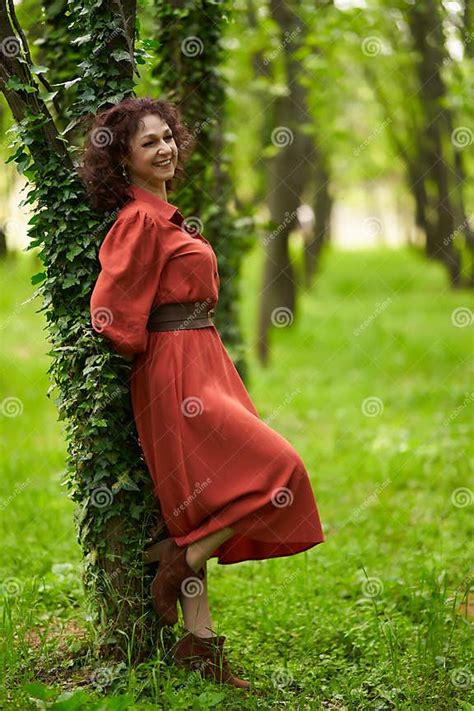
[151,0,255,378]
[1,247,472,708]
[1,0,162,661]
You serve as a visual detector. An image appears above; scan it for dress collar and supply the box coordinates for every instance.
[128,183,179,220]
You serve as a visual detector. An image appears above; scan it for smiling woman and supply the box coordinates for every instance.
[78,97,195,213]
[80,96,325,691]
[123,116,179,198]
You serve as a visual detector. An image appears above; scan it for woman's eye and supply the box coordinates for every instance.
[143,136,172,146]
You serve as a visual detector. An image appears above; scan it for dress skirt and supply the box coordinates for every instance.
[90,184,325,565]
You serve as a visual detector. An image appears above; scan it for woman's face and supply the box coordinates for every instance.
[123,113,178,190]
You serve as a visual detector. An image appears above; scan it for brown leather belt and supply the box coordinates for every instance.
[147,301,216,332]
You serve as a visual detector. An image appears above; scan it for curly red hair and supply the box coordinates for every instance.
[78,97,195,213]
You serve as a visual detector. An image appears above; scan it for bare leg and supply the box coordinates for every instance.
[178,561,215,637]
[179,526,234,638]
[185,526,235,573]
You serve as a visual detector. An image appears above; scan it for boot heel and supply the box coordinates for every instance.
[144,540,205,579]
[143,538,168,565]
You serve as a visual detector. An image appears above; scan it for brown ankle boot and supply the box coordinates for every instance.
[144,539,205,580]
[149,538,205,626]
[171,631,252,690]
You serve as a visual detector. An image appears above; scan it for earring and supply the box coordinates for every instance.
[121,163,128,180]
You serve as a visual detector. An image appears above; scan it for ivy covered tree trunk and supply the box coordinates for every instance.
[153,0,253,380]
[0,0,164,663]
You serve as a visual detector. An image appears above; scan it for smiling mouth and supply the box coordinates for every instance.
[153,159,173,168]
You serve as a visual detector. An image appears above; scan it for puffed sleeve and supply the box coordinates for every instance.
[90,208,166,358]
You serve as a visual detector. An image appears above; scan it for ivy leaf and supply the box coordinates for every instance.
[42,91,59,102]
[62,274,79,288]
[66,244,84,261]
[5,76,21,90]
[112,473,140,493]
[30,65,49,75]
[111,49,132,63]
[31,272,46,285]
[71,34,92,46]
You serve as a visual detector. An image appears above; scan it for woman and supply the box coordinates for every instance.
[81,97,325,690]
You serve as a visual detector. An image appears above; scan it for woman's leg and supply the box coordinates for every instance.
[178,560,214,636]
[185,526,235,573]
[179,526,234,638]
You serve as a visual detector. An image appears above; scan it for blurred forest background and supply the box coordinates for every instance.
[1,0,473,274]
[1,0,473,708]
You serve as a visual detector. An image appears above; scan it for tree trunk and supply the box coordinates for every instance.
[406,0,465,288]
[1,0,167,664]
[258,0,315,364]
[303,154,332,287]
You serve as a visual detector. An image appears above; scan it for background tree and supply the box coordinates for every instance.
[1,0,161,663]
[353,0,474,287]
[152,0,254,379]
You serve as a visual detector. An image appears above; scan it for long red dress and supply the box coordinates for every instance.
[90,184,325,564]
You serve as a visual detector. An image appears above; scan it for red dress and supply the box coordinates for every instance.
[90,184,325,564]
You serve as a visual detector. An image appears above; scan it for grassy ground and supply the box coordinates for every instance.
[0,244,472,710]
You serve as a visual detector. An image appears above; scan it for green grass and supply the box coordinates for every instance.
[1,245,473,709]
